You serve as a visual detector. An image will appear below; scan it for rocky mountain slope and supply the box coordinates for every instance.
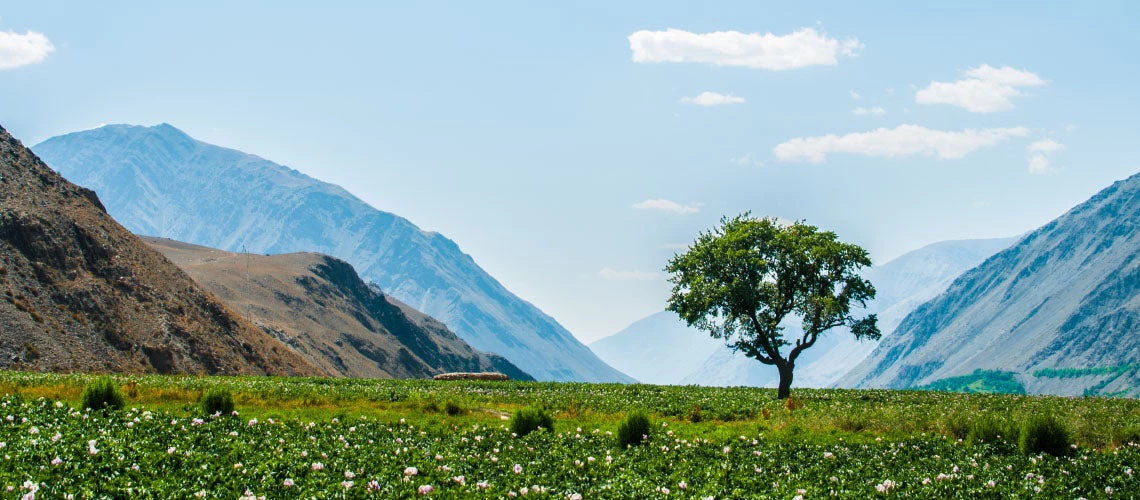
[591,237,1013,386]
[34,124,631,382]
[843,173,1140,396]
[145,237,531,380]
[0,124,319,376]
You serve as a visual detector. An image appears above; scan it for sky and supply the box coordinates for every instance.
[2,2,1139,343]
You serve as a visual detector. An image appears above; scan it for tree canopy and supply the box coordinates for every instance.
[665,214,879,398]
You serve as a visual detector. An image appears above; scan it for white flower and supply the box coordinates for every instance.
[513,464,523,474]
[283,478,294,487]
[404,466,418,476]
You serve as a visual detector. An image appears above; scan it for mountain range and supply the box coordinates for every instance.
[0,124,319,376]
[33,124,631,383]
[592,237,1015,387]
[145,237,531,380]
[842,172,1140,397]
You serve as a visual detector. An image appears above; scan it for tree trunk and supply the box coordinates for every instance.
[776,363,794,399]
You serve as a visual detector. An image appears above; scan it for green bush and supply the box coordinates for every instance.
[81,377,125,412]
[510,407,553,437]
[943,413,972,440]
[444,400,465,416]
[617,411,651,448]
[966,414,1012,446]
[200,388,235,416]
[1019,414,1071,456]
[1112,425,1140,446]
[687,405,703,423]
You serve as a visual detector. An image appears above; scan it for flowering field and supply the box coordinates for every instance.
[0,372,1137,498]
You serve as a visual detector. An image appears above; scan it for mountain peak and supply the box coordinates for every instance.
[33,125,633,383]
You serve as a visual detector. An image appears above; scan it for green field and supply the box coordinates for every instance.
[0,372,1137,498]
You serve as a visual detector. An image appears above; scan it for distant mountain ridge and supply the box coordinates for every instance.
[0,124,319,376]
[592,237,1014,387]
[145,237,531,380]
[842,172,1140,396]
[34,124,631,382]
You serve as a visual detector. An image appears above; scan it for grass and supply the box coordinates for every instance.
[0,371,1137,497]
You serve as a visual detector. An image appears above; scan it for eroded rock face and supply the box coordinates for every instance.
[0,124,320,376]
[143,236,533,380]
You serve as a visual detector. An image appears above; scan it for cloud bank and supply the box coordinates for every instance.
[679,91,746,106]
[599,268,661,281]
[774,124,1029,163]
[629,28,861,70]
[633,199,703,214]
[916,64,1045,113]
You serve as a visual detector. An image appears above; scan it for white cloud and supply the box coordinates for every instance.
[628,28,862,70]
[852,106,886,116]
[1027,154,1056,175]
[632,199,703,214]
[0,29,54,70]
[964,65,1046,87]
[680,91,746,107]
[1026,139,1063,175]
[731,155,764,167]
[599,268,661,281]
[916,64,1045,113]
[849,90,861,100]
[773,124,1029,163]
[1027,138,1064,154]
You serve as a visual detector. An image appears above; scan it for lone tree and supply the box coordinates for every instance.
[666,214,879,399]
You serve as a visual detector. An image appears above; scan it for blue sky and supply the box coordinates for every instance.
[3,2,1139,342]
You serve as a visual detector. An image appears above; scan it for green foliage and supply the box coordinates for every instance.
[0,372,1138,497]
[942,413,972,440]
[1033,364,1139,379]
[510,406,553,437]
[665,213,878,398]
[1019,414,1072,456]
[918,369,1027,394]
[444,400,465,416]
[966,414,1013,446]
[80,377,125,412]
[686,404,703,423]
[1112,425,1140,446]
[617,410,651,448]
[199,388,234,416]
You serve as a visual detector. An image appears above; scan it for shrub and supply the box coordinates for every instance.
[511,407,553,437]
[687,405,703,423]
[617,411,651,448]
[200,388,235,416]
[444,400,465,416]
[966,414,1012,446]
[834,415,868,432]
[942,413,972,440]
[81,377,125,412]
[1019,414,1071,456]
[1112,425,1140,446]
